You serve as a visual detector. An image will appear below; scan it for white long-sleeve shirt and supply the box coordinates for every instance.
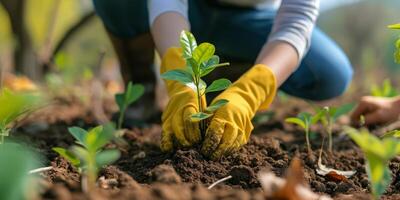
[148,0,320,59]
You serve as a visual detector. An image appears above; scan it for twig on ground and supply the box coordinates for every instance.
[29,166,53,174]
[207,175,232,189]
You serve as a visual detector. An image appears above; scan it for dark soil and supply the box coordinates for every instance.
[13,98,400,200]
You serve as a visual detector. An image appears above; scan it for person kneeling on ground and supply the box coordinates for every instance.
[93,0,353,159]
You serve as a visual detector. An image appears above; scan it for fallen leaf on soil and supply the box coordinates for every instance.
[258,157,332,200]
[316,157,356,182]
[3,73,38,91]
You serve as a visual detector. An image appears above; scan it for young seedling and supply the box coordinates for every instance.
[161,31,231,135]
[53,124,120,191]
[0,142,41,200]
[388,23,400,64]
[115,82,145,129]
[345,127,400,200]
[285,112,321,155]
[370,79,398,98]
[0,89,42,144]
[315,103,355,153]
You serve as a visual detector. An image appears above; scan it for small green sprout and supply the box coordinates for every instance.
[0,89,42,144]
[115,82,145,129]
[370,79,398,97]
[285,112,321,155]
[161,31,231,135]
[346,127,400,200]
[315,103,355,153]
[53,124,120,191]
[388,23,400,63]
[0,142,41,200]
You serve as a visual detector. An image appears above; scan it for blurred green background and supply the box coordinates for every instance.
[0,0,398,96]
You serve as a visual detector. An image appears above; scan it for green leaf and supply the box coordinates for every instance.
[68,127,87,146]
[187,58,200,76]
[52,147,80,167]
[205,78,231,93]
[186,79,207,94]
[114,82,144,116]
[124,83,145,106]
[388,23,400,30]
[71,145,89,161]
[285,117,306,129]
[161,69,194,85]
[366,154,392,199]
[180,31,197,59]
[0,89,42,126]
[332,103,355,120]
[193,43,215,64]
[382,130,400,139]
[95,149,120,167]
[86,125,114,151]
[201,62,230,77]
[206,99,229,113]
[191,112,213,122]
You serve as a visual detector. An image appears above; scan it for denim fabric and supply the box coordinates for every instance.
[93,0,353,100]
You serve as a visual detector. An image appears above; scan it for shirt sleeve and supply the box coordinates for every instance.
[148,0,188,25]
[267,0,320,59]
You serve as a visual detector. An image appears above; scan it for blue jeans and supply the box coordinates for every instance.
[93,0,353,101]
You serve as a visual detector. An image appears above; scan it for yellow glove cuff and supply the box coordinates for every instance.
[242,64,277,110]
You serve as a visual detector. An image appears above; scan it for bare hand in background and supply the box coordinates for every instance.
[351,96,400,126]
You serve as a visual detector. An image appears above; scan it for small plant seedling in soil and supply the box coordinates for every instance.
[315,103,355,153]
[0,89,42,144]
[53,124,120,191]
[285,112,320,156]
[161,31,231,135]
[115,82,145,129]
[370,79,398,98]
[346,127,400,200]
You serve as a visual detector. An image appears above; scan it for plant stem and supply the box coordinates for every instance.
[117,107,125,130]
[195,77,205,137]
[86,153,97,192]
[328,121,333,153]
[305,128,312,155]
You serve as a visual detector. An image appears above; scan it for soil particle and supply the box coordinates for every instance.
[149,164,182,184]
[229,165,256,187]
[336,182,352,193]
[311,180,326,193]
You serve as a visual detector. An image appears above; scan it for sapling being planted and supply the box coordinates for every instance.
[53,124,120,191]
[346,127,400,200]
[315,103,355,153]
[114,82,144,129]
[285,112,321,155]
[161,31,231,134]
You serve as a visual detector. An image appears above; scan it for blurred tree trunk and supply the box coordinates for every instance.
[0,0,40,80]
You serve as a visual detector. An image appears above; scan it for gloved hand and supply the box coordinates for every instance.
[201,64,277,160]
[160,47,206,152]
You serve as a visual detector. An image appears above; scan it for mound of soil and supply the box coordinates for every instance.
[13,100,400,200]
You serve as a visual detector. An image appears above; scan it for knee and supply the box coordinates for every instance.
[316,58,354,100]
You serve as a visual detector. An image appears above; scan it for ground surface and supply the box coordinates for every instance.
[13,97,400,200]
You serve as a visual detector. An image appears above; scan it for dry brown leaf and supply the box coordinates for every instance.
[258,157,332,200]
[3,73,38,91]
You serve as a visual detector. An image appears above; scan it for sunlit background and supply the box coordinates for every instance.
[0,0,398,98]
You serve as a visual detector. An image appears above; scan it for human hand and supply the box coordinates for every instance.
[351,96,400,126]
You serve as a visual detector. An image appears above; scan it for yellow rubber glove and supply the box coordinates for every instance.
[160,47,206,152]
[201,64,277,160]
